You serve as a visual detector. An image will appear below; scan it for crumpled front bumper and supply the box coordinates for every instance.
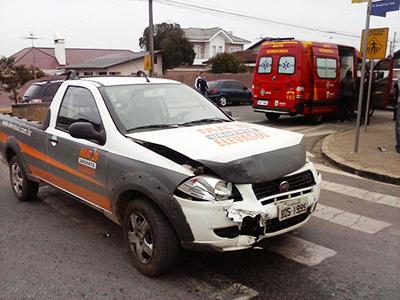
[175,163,321,252]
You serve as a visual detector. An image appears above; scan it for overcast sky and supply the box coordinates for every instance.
[0,0,399,57]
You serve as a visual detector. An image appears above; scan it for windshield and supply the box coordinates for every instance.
[102,83,231,132]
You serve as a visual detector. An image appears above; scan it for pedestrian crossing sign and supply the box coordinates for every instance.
[360,27,389,59]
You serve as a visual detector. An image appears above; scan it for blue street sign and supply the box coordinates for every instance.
[371,0,400,17]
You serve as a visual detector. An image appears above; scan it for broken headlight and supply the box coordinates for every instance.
[177,176,232,201]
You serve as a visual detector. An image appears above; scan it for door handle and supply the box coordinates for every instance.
[48,135,58,146]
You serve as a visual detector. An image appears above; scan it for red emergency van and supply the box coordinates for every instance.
[252,39,358,123]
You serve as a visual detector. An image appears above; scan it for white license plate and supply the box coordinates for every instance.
[257,100,268,106]
[277,198,308,221]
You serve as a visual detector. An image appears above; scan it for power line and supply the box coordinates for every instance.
[151,0,360,39]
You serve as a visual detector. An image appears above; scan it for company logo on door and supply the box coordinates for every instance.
[78,147,100,176]
[197,124,269,147]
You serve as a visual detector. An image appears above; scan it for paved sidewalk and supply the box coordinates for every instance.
[322,117,400,185]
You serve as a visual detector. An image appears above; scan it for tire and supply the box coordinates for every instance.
[217,96,228,107]
[265,113,280,121]
[307,113,324,124]
[9,156,38,201]
[123,199,179,276]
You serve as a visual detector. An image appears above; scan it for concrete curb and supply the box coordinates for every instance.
[321,132,400,186]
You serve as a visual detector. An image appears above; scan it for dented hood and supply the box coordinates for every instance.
[127,122,306,183]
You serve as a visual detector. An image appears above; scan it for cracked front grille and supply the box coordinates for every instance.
[252,170,315,201]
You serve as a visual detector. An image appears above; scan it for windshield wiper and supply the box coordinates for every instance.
[182,118,230,126]
[126,124,180,133]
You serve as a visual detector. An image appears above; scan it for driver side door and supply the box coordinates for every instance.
[45,86,111,211]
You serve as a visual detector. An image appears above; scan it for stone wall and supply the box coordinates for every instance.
[163,70,254,88]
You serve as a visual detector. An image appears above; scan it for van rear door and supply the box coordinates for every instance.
[252,42,302,114]
[312,45,340,113]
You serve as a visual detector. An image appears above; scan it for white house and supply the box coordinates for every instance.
[182,27,251,66]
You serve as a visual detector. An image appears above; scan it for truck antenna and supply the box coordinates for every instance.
[136,70,150,83]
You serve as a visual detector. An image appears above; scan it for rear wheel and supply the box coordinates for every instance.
[123,199,179,276]
[9,156,38,201]
[217,96,228,107]
[265,113,280,121]
[307,113,324,124]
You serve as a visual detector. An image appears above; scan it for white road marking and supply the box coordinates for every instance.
[313,204,391,234]
[315,164,400,188]
[306,151,315,158]
[262,235,337,267]
[303,129,337,137]
[287,126,312,132]
[321,181,400,209]
[299,125,325,134]
[314,163,364,179]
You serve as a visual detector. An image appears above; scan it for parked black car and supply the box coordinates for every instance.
[207,80,251,107]
[22,80,63,103]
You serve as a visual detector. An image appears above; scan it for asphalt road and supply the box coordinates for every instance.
[1,106,399,299]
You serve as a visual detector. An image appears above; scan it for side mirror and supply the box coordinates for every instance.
[243,86,248,91]
[68,122,106,145]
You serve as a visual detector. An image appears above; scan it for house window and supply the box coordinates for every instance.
[154,56,158,65]
[229,46,241,53]
[212,46,217,56]
[109,72,121,75]
[193,45,203,59]
[218,46,223,53]
[83,72,93,76]
[98,72,107,75]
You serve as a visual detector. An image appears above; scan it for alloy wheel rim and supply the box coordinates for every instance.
[11,163,23,195]
[220,97,227,106]
[127,212,153,264]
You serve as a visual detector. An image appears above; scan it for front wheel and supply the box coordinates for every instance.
[123,199,179,276]
[265,113,280,121]
[9,156,38,201]
[217,96,228,107]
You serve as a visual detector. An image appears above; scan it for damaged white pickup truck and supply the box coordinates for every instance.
[0,72,321,276]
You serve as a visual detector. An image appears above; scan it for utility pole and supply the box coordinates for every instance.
[391,31,397,55]
[148,0,155,77]
[353,0,373,153]
[23,33,38,80]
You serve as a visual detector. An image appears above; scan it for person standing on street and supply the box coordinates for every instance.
[394,77,399,121]
[339,70,356,122]
[195,72,209,96]
[395,77,400,153]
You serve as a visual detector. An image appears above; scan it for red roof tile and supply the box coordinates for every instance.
[11,47,134,70]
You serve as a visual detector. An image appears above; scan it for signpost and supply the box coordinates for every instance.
[359,28,389,130]
[144,55,152,71]
[352,0,399,151]
[371,0,400,17]
[360,28,389,60]
[353,0,373,153]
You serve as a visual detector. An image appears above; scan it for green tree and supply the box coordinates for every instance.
[139,22,195,71]
[207,53,247,74]
[0,57,45,103]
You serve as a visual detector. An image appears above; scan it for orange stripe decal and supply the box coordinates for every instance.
[0,128,103,188]
[29,164,111,211]
[19,142,104,187]
[0,131,8,143]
